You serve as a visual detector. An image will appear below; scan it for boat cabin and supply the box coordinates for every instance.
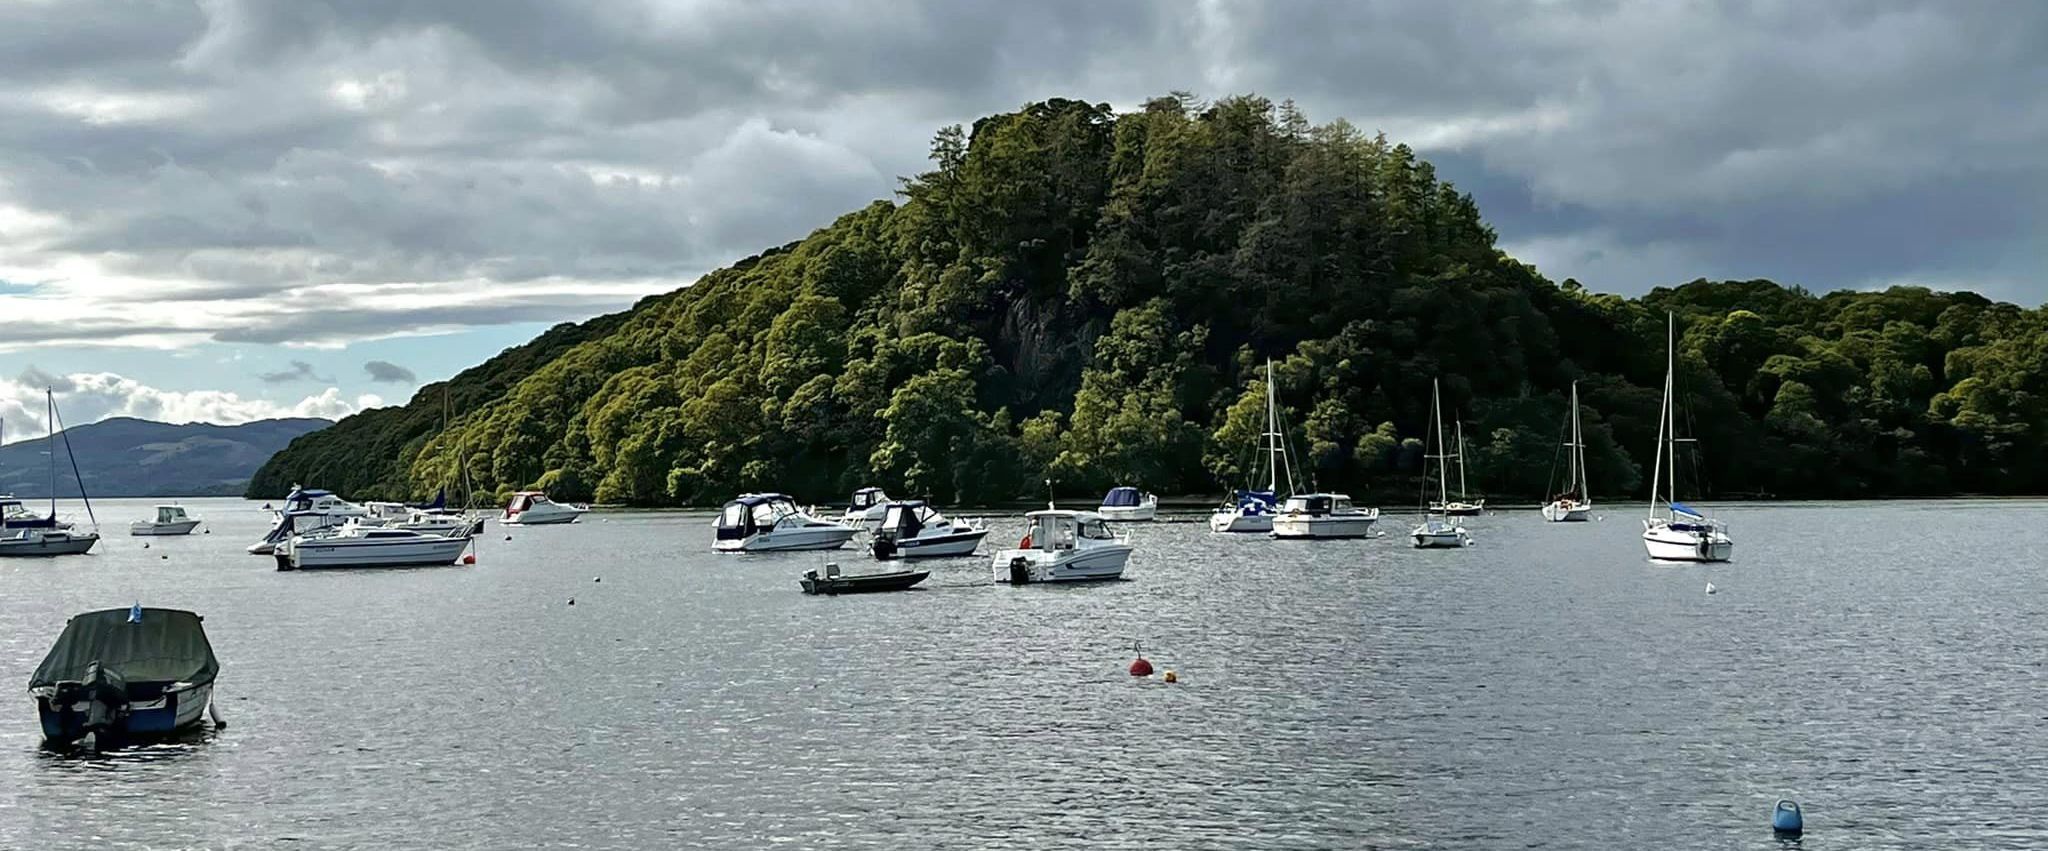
[504,491,558,514]
[1281,493,1356,516]
[877,501,944,539]
[848,487,890,512]
[151,505,192,525]
[282,486,354,514]
[716,493,800,540]
[1018,510,1117,551]
[363,502,413,521]
[1100,487,1146,507]
[0,498,58,529]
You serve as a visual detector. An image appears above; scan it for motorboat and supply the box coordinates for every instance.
[839,486,893,531]
[274,522,471,571]
[502,491,585,525]
[800,562,930,595]
[365,500,482,537]
[29,605,219,748]
[1543,380,1595,522]
[1642,313,1733,562]
[1211,359,1293,534]
[991,510,1132,583]
[1097,487,1158,521]
[0,390,100,557]
[869,500,987,559]
[714,494,858,552]
[1271,493,1379,539]
[248,486,370,555]
[129,505,202,536]
[1411,379,1472,549]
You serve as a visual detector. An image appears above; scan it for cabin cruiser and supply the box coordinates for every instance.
[248,486,371,555]
[1271,493,1379,539]
[29,605,219,748]
[714,494,858,552]
[869,501,987,559]
[1097,487,1158,521]
[274,521,472,571]
[129,505,201,536]
[991,510,1132,583]
[502,491,585,526]
[0,496,65,531]
[365,501,483,536]
[839,486,893,531]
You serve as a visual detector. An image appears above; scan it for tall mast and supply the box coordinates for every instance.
[1431,379,1449,508]
[1264,360,1278,495]
[1564,382,1578,495]
[46,390,56,518]
[1666,313,1678,508]
[1647,332,1669,518]
[1455,419,1468,500]
[1571,381,1588,498]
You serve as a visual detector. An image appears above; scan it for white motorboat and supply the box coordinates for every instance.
[248,486,370,555]
[502,491,585,525]
[714,493,858,552]
[1271,493,1379,539]
[1411,379,1472,549]
[366,500,483,536]
[1097,487,1158,521]
[991,510,1132,583]
[1642,313,1733,562]
[1543,381,1595,522]
[0,390,100,557]
[274,522,471,571]
[129,505,201,536]
[839,486,893,531]
[870,500,987,559]
[1211,359,1291,534]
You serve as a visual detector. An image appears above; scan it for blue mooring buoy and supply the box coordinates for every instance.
[1772,799,1803,834]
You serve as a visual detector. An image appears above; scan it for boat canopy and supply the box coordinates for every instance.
[1671,502,1704,519]
[1231,490,1277,507]
[879,501,937,537]
[1022,510,1115,550]
[849,487,888,510]
[716,494,797,539]
[1101,487,1145,507]
[29,608,218,690]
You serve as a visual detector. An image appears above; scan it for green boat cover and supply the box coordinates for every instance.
[28,608,218,688]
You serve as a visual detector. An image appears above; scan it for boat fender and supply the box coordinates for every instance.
[461,553,477,565]
[1018,533,1032,548]
[1772,800,1802,834]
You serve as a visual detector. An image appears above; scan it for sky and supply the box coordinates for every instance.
[0,0,2042,435]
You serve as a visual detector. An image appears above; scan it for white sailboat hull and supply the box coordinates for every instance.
[1209,511,1273,533]
[992,545,1131,583]
[1541,502,1593,522]
[1271,513,1377,539]
[1642,526,1733,562]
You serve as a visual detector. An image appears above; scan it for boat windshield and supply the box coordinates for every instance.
[157,507,183,523]
[751,499,798,526]
[1079,518,1114,540]
[1333,498,1353,512]
[1102,487,1143,507]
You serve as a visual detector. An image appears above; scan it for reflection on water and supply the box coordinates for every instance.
[1,497,2046,848]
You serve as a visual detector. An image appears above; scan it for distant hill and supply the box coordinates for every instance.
[0,417,330,498]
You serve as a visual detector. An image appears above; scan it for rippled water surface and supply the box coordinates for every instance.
[2,497,2045,849]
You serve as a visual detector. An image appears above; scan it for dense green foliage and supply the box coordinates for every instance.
[250,95,2048,506]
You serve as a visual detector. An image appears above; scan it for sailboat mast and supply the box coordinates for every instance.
[46,390,56,518]
[1572,382,1588,497]
[1454,419,1468,500]
[1666,313,1678,508]
[1431,379,1449,507]
[1648,355,1669,517]
[1264,360,1279,495]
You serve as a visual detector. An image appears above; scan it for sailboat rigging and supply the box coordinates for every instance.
[1542,381,1594,522]
[1410,379,1471,548]
[1641,313,1733,562]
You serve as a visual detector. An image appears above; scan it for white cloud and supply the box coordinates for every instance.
[0,370,378,437]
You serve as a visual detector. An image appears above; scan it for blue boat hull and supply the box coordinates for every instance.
[36,681,212,747]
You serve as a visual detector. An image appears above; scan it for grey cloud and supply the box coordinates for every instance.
[363,360,417,384]
[257,360,332,383]
[18,366,76,393]
[0,0,2040,358]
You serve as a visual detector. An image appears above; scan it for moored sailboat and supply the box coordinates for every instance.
[1411,379,1471,549]
[1211,360,1291,533]
[1542,381,1594,522]
[1642,313,1733,562]
[0,390,100,557]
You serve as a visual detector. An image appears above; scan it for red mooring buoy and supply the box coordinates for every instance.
[1129,656,1153,677]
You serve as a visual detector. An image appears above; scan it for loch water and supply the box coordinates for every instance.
[1,497,2044,849]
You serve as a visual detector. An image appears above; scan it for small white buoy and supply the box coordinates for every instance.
[142,542,150,549]
[592,576,601,583]
[1705,582,1718,595]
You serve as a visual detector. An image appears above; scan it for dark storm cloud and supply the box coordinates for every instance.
[0,0,2041,351]
[363,360,417,384]
[257,360,333,384]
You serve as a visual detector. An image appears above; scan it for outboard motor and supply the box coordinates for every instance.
[871,536,898,560]
[1008,556,1032,585]
[52,661,129,747]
